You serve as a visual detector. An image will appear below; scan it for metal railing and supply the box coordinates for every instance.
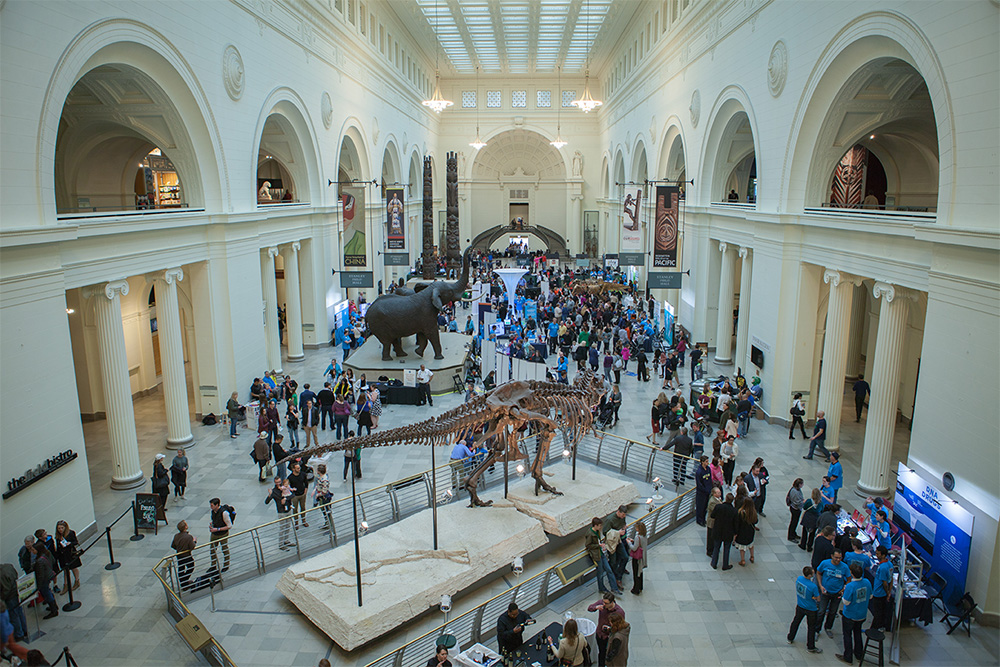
[804,206,936,223]
[151,561,239,666]
[363,487,698,667]
[150,429,699,664]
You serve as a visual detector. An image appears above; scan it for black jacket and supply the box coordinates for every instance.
[497,610,531,653]
[668,433,694,457]
[288,470,309,496]
[710,502,737,541]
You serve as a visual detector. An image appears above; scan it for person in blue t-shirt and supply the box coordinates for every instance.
[870,546,893,631]
[816,551,851,636]
[837,562,873,664]
[787,566,823,653]
[873,509,892,549]
[842,538,870,573]
[826,452,843,502]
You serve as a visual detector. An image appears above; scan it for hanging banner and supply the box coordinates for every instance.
[342,187,367,267]
[621,188,642,253]
[653,185,679,268]
[385,187,405,250]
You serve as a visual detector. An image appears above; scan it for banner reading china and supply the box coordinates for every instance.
[342,186,367,267]
[620,188,642,253]
[653,185,679,268]
[385,187,405,250]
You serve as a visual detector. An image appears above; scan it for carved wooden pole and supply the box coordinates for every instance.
[446,151,461,276]
[422,156,434,280]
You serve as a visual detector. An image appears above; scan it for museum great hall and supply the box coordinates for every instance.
[0,1,997,666]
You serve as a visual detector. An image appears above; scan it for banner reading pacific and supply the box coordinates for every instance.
[653,185,679,267]
[385,187,405,250]
[342,186,367,267]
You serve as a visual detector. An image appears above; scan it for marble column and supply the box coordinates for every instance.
[89,281,144,489]
[845,284,867,379]
[569,194,583,256]
[282,242,305,362]
[261,246,283,374]
[714,242,736,364]
[735,247,753,371]
[817,269,863,452]
[155,268,194,449]
[858,282,912,496]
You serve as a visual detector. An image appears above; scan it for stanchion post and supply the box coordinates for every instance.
[130,500,144,541]
[105,527,121,570]
[61,576,81,613]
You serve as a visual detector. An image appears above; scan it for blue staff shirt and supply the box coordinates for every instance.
[842,578,873,621]
[796,575,820,611]
[548,322,559,338]
[876,520,892,549]
[872,560,893,598]
[828,461,844,491]
[843,551,870,572]
[817,559,851,595]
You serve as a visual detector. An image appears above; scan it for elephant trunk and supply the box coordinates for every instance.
[452,245,472,295]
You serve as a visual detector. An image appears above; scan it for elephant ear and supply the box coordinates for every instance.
[431,284,445,312]
[412,283,430,293]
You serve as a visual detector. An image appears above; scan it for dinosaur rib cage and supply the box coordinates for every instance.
[276,371,606,467]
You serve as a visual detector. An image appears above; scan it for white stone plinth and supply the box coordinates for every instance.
[505,468,639,536]
[277,500,548,650]
[345,331,470,394]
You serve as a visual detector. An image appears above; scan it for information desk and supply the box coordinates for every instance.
[373,383,421,406]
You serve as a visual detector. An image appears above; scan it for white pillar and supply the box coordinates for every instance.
[817,269,862,452]
[89,281,144,489]
[845,284,866,379]
[735,246,753,371]
[261,246,283,373]
[714,242,736,364]
[155,268,194,449]
[282,242,305,361]
[858,282,912,496]
[569,193,583,256]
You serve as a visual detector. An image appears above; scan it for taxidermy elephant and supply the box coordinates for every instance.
[365,247,471,360]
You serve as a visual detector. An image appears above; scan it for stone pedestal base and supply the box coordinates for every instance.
[345,332,470,394]
[505,468,639,536]
[277,499,548,650]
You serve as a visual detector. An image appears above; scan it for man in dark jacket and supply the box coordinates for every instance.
[710,494,737,570]
[253,432,271,482]
[812,526,837,570]
[695,456,713,526]
[317,382,336,431]
[298,383,317,412]
[30,542,59,619]
[1,561,27,640]
[664,427,694,486]
[496,603,532,659]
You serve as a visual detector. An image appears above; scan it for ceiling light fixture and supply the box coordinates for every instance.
[572,0,603,113]
[550,65,568,149]
[422,0,453,114]
[469,65,487,150]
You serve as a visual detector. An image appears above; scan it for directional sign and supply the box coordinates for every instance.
[340,271,374,288]
[383,253,410,266]
[619,252,645,266]
[647,272,683,289]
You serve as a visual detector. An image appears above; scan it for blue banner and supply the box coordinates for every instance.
[524,300,537,321]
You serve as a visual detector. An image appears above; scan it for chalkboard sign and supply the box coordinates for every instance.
[135,493,165,533]
[555,552,594,585]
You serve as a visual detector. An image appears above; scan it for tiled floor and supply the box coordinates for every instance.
[21,342,999,666]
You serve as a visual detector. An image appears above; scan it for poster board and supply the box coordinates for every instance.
[894,463,974,602]
[403,369,417,387]
[17,573,36,604]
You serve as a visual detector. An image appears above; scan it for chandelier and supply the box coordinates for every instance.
[571,0,602,113]
[422,0,452,113]
[550,65,568,148]
[470,65,487,149]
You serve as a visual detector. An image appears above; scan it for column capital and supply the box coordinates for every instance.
[291,241,301,252]
[85,280,129,301]
[267,246,279,258]
[738,246,751,259]
[162,268,184,285]
[718,241,729,253]
[872,281,916,303]
[823,269,862,288]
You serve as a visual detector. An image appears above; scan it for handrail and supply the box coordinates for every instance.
[363,487,697,667]
[150,561,240,666]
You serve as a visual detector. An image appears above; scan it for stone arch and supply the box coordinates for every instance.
[612,149,626,191]
[338,120,371,183]
[699,86,762,205]
[600,155,610,199]
[471,128,567,180]
[40,20,225,219]
[381,139,401,185]
[657,121,687,183]
[782,12,956,215]
[252,88,323,206]
[631,140,649,185]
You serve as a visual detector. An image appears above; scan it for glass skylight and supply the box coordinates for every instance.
[413,0,613,74]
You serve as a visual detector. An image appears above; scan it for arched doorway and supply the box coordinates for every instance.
[701,94,759,205]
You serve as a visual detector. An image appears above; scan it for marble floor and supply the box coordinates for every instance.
[19,341,999,666]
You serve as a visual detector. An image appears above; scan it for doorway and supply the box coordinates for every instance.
[509,203,529,228]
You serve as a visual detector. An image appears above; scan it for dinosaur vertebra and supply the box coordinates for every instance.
[279,372,605,508]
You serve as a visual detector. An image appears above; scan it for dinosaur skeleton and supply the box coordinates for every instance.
[278,372,605,507]
[568,279,628,296]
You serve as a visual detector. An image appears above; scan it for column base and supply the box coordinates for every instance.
[714,356,733,365]
[166,434,195,450]
[286,353,305,362]
[855,483,889,498]
[110,471,146,490]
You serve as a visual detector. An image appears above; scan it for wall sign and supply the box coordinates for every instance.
[340,271,374,288]
[3,450,77,500]
[648,272,683,289]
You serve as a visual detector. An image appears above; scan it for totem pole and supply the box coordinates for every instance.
[422,156,434,280]
[446,152,462,276]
